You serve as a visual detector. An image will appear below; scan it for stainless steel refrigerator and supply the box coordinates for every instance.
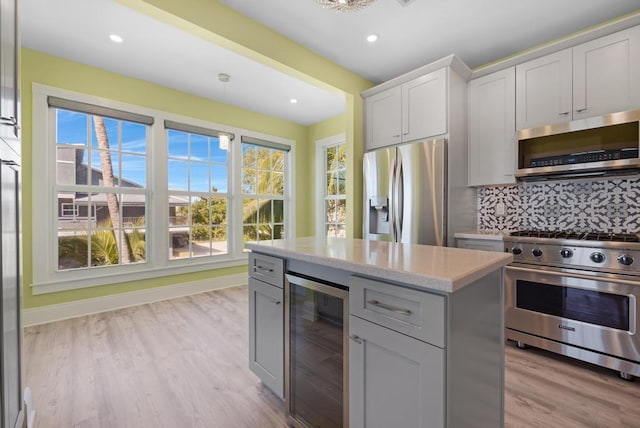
[363,138,447,246]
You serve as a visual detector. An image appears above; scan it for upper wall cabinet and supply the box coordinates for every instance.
[516,26,640,130]
[468,67,516,187]
[364,68,447,151]
[0,0,20,149]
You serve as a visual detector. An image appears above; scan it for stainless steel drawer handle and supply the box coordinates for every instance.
[575,108,587,113]
[367,300,412,315]
[349,335,363,344]
[558,111,570,116]
[256,265,274,273]
[0,116,19,129]
[272,299,281,305]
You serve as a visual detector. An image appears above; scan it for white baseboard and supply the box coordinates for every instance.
[24,273,247,327]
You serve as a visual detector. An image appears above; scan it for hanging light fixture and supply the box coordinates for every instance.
[316,0,376,12]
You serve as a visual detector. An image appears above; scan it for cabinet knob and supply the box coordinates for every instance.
[392,134,400,138]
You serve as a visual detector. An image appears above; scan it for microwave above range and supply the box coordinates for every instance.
[516,110,640,180]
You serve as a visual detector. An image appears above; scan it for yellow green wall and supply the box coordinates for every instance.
[23,49,309,308]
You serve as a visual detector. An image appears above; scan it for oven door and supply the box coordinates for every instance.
[505,264,640,363]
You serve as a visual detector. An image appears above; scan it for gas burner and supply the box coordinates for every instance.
[509,230,640,243]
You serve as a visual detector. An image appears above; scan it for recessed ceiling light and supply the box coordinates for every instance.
[290,98,298,104]
[109,34,123,43]
[366,34,378,43]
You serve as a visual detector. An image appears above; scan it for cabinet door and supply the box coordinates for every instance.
[573,26,640,119]
[456,238,504,252]
[248,277,284,399]
[402,68,447,142]
[1,156,22,428]
[349,315,444,428]
[364,86,402,151]
[516,49,572,129]
[468,67,516,186]
[0,0,19,145]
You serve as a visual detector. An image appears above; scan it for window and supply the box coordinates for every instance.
[241,136,289,244]
[316,135,346,237]
[54,105,149,271]
[166,121,231,259]
[32,84,295,293]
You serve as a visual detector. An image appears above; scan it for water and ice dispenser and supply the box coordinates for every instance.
[368,196,389,236]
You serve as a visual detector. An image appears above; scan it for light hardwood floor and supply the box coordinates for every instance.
[24,285,640,428]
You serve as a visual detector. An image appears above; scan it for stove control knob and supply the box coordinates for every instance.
[560,248,573,258]
[590,252,606,263]
[618,254,634,266]
[512,247,522,255]
[532,248,543,257]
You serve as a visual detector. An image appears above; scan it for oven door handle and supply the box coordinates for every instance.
[506,265,640,287]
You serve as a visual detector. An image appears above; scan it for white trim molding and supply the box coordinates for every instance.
[23,273,247,326]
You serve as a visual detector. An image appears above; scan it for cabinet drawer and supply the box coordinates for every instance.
[249,253,284,288]
[349,276,445,348]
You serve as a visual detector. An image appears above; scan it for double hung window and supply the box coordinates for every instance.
[316,137,346,237]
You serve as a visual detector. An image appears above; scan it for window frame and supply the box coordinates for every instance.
[32,83,295,294]
[315,134,347,237]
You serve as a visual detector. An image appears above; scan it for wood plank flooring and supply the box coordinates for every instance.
[24,285,640,428]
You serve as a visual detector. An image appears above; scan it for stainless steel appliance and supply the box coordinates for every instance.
[516,109,640,180]
[504,230,640,379]
[363,138,447,245]
[285,273,349,428]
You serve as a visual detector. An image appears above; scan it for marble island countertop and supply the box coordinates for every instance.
[246,237,512,293]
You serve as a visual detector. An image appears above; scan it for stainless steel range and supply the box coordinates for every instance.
[503,230,640,380]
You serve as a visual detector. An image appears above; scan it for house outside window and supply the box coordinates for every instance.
[316,135,346,237]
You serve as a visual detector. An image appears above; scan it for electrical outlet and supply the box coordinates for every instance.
[496,202,506,217]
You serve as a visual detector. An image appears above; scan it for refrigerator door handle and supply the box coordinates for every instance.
[396,159,404,240]
[390,157,398,241]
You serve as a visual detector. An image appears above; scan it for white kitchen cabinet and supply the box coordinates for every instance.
[364,68,447,151]
[401,67,447,142]
[515,26,640,130]
[0,0,20,150]
[364,86,402,150]
[349,314,445,428]
[516,49,572,130]
[248,252,285,399]
[573,25,640,120]
[468,67,516,186]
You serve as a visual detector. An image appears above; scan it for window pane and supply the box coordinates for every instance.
[170,195,190,226]
[56,146,87,185]
[242,168,256,194]
[91,117,119,150]
[326,200,336,223]
[258,171,271,195]
[190,134,208,162]
[90,228,120,266]
[258,199,273,223]
[243,225,257,243]
[211,165,228,193]
[211,197,227,225]
[326,146,336,171]
[191,196,210,225]
[258,225,273,241]
[335,199,346,224]
[121,196,146,227]
[272,172,284,196]
[257,147,270,168]
[56,110,88,146]
[90,150,120,187]
[242,145,257,168]
[190,162,209,192]
[169,230,189,259]
[210,137,228,163]
[121,153,146,187]
[244,198,257,223]
[58,230,89,270]
[273,200,284,223]
[327,173,336,196]
[337,170,346,195]
[125,228,146,263]
[211,226,228,254]
[121,122,146,154]
[168,159,188,191]
[272,150,284,172]
[168,130,189,159]
[191,226,211,258]
[273,224,284,240]
[337,144,346,169]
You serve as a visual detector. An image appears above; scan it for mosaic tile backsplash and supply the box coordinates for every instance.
[477,176,640,234]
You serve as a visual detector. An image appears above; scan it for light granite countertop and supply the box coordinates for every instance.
[246,237,512,293]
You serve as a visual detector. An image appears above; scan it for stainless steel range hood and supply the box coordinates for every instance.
[516,109,640,181]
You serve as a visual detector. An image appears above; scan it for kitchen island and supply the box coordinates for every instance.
[246,237,512,428]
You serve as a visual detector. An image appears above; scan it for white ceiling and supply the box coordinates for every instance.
[21,0,640,127]
[20,0,346,126]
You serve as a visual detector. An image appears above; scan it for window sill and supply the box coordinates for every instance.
[31,255,249,295]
